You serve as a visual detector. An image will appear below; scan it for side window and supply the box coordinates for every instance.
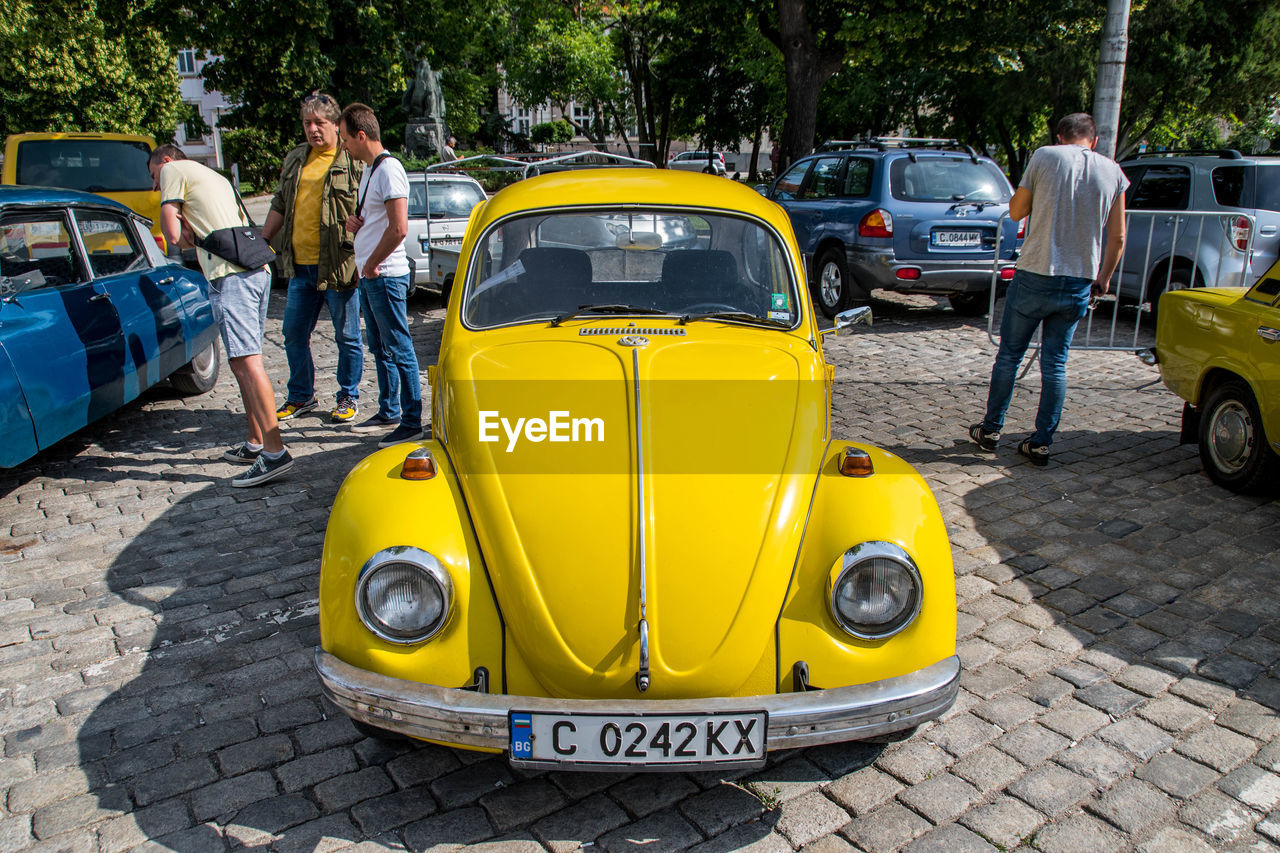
[0,212,85,290]
[804,157,844,200]
[74,211,149,277]
[843,159,872,197]
[1130,165,1190,210]
[772,161,810,201]
[1211,166,1247,207]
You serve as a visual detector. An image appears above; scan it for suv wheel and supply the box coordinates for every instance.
[1149,266,1195,322]
[948,292,990,317]
[1198,378,1279,493]
[815,247,853,319]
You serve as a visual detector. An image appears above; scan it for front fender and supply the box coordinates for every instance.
[319,440,503,692]
[778,441,956,691]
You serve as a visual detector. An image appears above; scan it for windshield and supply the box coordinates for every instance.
[464,209,799,329]
[408,179,486,219]
[889,157,1011,203]
[15,139,153,192]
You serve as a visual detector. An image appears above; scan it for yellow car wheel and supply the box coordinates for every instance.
[1198,378,1279,492]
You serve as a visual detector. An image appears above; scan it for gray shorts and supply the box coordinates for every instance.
[208,267,271,358]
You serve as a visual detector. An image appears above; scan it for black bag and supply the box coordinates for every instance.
[197,225,276,270]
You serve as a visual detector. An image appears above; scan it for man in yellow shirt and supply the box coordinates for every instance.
[262,93,365,424]
[149,144,293,487]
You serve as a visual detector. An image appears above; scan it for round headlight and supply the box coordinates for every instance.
[355,547,452,644]
[828,542,922,640]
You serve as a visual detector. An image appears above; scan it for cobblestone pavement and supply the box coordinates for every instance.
[1,288,1278,853]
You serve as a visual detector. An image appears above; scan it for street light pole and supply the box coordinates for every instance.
[1093,0,1131,159]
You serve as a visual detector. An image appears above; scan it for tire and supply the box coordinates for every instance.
[702,166,714,174]
[948,292,990,316]
[1149,266,1194,323]
[1197,378,1279,493]
[440,274,454,307]
[169,339,220,396]
[814,246,855,319]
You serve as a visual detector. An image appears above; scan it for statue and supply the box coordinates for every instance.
[403,56,449,158]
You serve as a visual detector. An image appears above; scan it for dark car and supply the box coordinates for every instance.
[0,186,221,467]
[766,138,1020,317]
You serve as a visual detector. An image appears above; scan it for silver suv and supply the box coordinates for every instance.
[1117,150,1280,308]
[404,172,486,301]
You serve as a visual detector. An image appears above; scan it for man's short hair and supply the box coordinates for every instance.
[149,143,188,165]
[340,103,380,142]
[300,92,341,124]
[1057,113,1097,143]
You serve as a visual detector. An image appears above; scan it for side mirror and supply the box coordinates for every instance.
[820,305,872,339]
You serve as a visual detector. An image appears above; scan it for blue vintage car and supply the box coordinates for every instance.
[0,186,220,467]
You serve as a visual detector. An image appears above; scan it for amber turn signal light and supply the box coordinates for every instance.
[840,447,874,478]
[401,447,437,480]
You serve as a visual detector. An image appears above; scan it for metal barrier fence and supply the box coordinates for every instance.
[987,209,1260,351]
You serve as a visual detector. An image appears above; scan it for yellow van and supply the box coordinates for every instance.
[2,132,165,250]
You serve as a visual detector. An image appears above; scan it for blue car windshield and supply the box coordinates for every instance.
[890,157,1011,203]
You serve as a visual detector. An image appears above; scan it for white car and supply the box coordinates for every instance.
[667,150,726,176]
[404,172,487,300]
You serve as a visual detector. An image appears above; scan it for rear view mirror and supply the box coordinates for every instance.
[820,305,872,340]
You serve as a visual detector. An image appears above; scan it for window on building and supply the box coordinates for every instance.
[176,49,196,76]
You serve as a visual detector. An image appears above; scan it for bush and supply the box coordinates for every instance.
[221,128,286,192]
[530,120,575,145]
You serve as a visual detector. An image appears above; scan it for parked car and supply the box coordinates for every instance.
[667,150,727,176]
[1154,257,1280,493]
[0,186,221,467]
[315,169,959,770]
[2,132,167,251]
[404,171,486,300]
[1115,149,1280,311]
[766,138,1020,318]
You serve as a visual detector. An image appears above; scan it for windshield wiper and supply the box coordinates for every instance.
[551,304,671,326]
[680,311,791,329]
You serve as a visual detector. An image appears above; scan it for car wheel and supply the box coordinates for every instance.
[169,339,220,396]
[1149,266,1194,323]
[441,274,454,307]
[948,292,989,316]
[814,247,853,319]
[1197,378,1279,493]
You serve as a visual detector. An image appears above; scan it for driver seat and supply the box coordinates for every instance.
[661,250,745,312]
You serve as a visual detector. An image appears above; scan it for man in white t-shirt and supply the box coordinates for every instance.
[339,103,423,448]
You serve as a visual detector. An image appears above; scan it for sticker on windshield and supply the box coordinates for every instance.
[771,293,789,311]
[768,311,790,322]
[473,259,526,299]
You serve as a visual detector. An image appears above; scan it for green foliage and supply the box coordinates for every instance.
[220,128,288,192]
[530,120,575,144]
[0,0,182,138]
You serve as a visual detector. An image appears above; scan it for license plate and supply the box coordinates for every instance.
[510,710,766,766]
[931,230,981,247]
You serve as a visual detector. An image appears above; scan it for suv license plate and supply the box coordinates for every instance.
[932,230,981,247]
[510,711,767,766]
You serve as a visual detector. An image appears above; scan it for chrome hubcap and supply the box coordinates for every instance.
[1208,401,1254,474]
[820,262,842,307]
[191,343,215,376]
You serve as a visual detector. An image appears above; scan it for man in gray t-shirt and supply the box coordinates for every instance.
[969,113,1128,465]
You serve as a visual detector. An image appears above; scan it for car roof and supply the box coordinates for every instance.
[0,184,138,215]
[409,172,484,184]
[476,168,788,226]
[5,131,155,145]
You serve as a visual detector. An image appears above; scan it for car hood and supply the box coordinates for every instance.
[441,326,825,699]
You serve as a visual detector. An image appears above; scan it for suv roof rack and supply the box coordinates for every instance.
[817,137,979,162]
[1122,148,1244,161]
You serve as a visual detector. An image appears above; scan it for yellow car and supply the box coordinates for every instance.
[316,169,959,770]
[2,132,165,249]
[1155,262,1280,492]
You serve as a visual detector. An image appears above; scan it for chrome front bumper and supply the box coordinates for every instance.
[316,650,960,766]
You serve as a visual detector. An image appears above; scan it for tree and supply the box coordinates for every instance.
[0,0,182,138]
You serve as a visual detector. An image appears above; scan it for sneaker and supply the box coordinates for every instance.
[378,424,425,448]
[352,413,399,433]
[276,397,317,420]
[331,396,359,423]
[968,422,1000,452]
[222,442,261,464]
[1018,438,1050,466]
[231,450,295,488]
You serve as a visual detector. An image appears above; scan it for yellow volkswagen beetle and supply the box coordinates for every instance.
[315,169,958,770]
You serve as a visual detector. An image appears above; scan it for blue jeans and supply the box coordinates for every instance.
[282,265,362,402]
[983,270,1091,447]
[359,274,421,429]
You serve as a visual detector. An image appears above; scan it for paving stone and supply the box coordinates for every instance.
[1138,694,1211,733]
[951,745,1027,794]
[1138,752,1222,799]
[1019,674,1073,707]
[1088,778,1175,833]
[687,823,790,853]
[1055,737,1132,785]
[797,835,855,853]
[597,808,703,853]
[806,741,882,777]
[678,783,766,836]
[824,766,904,817]
[405,806,495,853]
[994,722,1069,766]
[1218,765,1280,813]
[900,822,994,853]
[133,757,219,807]
[608,774,699,819]
[745,757,829,804]
[840,802,931,853]
[896,773,980,824]
[219,733,294,777]
[774,791,849,847]
[1176,726,1259,773]
[275,746,357,794]
[531,794,629,853]
[1007,764,1096,817]
[874,740,953,786]
[226,794,319,839]
[385,746,463,789]
[959,795,1044,850]
[1135,826,1216,853]
[270,812,360,853]
[1178,790,1257,844]
[1031,813,1126,853]
[1037,700,1110,741]
[1218,699,1280,742]
[479,779,568,832]
[1170,676,1237,711]
[1075,681,1145,717]
[929,714,1001,758]
[314,766,395,811]
[429,759,516,811]
[190,770,278,821]
[1097,716,1175,761]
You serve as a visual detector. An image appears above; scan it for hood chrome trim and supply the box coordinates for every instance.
[578,327,686,336]
[632,345,651,693]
